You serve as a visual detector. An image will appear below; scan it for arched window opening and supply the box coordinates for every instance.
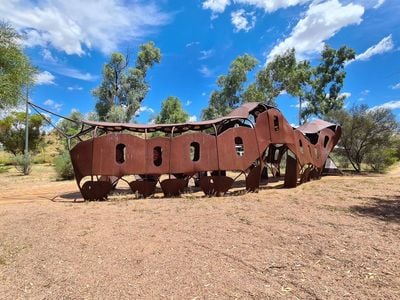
[235,137,245,156]
[116,144,126,164]
[153,146,162,166]
[273,116,280,131]
[324,136,329,148]
[274,149,280,161]
[299,139,304,154]
[190,142,200,161]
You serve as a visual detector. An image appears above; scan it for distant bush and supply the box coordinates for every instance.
[0,151,13,165]
[0,165,11,174]
[13,153,32,175]
[54,151,74,180]
[365,147,398,173]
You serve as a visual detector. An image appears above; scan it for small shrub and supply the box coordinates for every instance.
[54,151,74,180]
[0,165,11,174]
[13,153,32,175]
[365,147,398,173]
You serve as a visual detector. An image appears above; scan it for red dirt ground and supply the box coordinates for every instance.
[0,164,399,299]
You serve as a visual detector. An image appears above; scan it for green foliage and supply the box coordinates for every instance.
[202,54,258,120]
[13,153,32,175]
[365,147,398,173]
[246,49,310,108]
[155,96,189,124]
[0,165,11,173]
[303,45,355,119]
[93,42,161,122]
[326,105,398,172]
[57,110,83,137]
[0,22,36,109]
[54,150,74,180]
[0,112,44,155]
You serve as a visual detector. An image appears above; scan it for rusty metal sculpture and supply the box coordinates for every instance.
[68,103,341,200]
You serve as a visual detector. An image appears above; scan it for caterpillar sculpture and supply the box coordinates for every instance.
[69,103,341,200]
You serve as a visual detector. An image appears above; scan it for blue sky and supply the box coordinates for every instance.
[2,0,399,125]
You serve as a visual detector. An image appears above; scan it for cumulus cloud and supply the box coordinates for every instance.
[41,48,58,63]
[373,0,385,9]
[371,100,400,110]
[267,0,364,62]
[231,9,256,32]
[35,71,55,85]
[188,115,197,122]
[198,65,214,77]
[352,35,394,62]
[67,86,83,91]
[391,83,400,90]
[202,0,231,13]
[43,99,63,112]
[199,49,215,60]
[136,106,155,116]
[203,0,309,14]
[0,0,170,55]
[341,92,351,99]
[186,41,200,47]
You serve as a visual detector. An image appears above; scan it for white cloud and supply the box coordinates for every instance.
[373,0,385,9]
[361,89,370,96]
[43,99,63,112]
[67,86,83,91]
[267,0,364,62]
[391,83,400,90]
[371,100,400,110]
[41,48,57,63]
[353,35,393,62]
[202,0,231,13]
[136,106,155,115]
[231,9,256,32]
[186,41,200,47]
[201,92,207,96]
[0,0,171,55]
[199,65,213,77]
[199,49,215,60]
[290,100,309,108]
[189,115,197,122]
[53,66,97,81]
[202,0,309,14]
[341,92,351,99]
[185,100,192,106]
[35,71,55,85]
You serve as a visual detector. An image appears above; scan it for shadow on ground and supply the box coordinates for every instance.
[350,196,400,223]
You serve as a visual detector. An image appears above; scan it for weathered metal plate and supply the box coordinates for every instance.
[129,180,157,198]
[199,176,234,196]
[160,178,188,197]
[80,180,113,201]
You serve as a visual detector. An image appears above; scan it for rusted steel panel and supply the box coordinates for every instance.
[91,134,146,177]
[160,178,188,197]
[69,103,342,199]
[267,108,295,144]
[169,132,219,174]
[145,137,171,175]
[70,138,93,183]
[254,110,271,153]
[217,126,260,171]
[199,176,234,196]
[246,164,261,192]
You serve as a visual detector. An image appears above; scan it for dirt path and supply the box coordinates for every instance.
[0,165,399,299]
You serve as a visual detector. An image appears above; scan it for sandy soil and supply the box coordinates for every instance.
[0,164,399,299]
